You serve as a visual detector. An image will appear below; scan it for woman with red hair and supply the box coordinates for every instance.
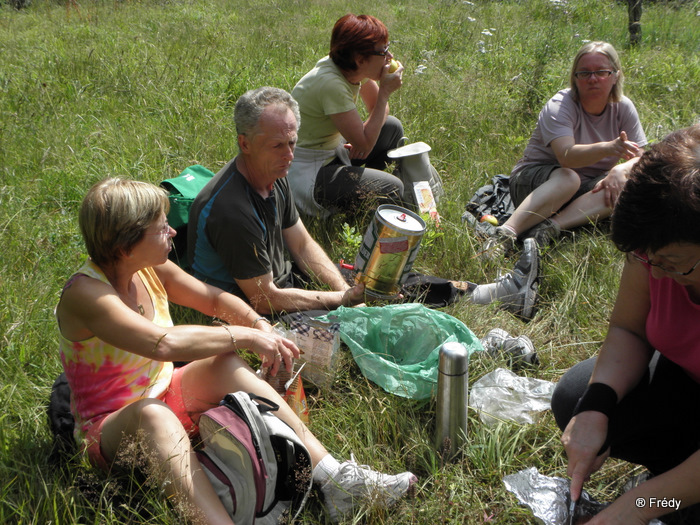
[288,13,405,218]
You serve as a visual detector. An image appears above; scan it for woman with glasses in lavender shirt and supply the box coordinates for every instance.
[288,13,405,218]
[551,125,700,524]
[483,41,647,257]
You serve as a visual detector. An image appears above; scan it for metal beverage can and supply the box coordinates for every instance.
[354,205,426,297]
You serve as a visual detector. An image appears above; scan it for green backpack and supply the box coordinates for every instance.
[161,164,215,269]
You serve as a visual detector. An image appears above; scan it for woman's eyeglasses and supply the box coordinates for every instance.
[370,42,390,56]
[629,252,700,276]
[145,223,171,236]
[574,70,616,80]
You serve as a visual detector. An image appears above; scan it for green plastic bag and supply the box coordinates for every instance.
[320,304,483,400]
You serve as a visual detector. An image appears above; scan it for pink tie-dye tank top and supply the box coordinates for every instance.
[57,259,174,443]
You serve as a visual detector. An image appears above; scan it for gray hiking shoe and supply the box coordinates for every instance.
[522,219,561,248]
[480,226,517,260]
[480,328,539,366]
[483,238,540,321]
[480,328,535,356]
[319,455,417,523]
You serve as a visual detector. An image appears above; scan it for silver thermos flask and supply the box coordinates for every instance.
[435,342,469,459]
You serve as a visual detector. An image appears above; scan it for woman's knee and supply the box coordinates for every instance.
[101,399,184,461]
[552,167,582,194]
[551,357,596,431]
[382,115,404,144]
[128,398,181,431]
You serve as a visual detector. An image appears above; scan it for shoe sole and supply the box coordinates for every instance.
[519,238,539,320]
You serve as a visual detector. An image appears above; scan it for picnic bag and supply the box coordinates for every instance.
[461,174,515,237]
[196,392,313,525]
[160,164,215,269]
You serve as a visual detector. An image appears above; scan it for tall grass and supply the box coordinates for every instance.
[1,0,699,523]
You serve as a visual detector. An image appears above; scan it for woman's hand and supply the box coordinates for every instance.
[607,131,641,161]
[562,411,610,502]
[583,491,651,525]
[247,329,300,377]
[592,165,628,207]
[343,142,368,160]
[378,61,403,95]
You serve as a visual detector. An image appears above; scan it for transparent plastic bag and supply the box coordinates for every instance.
[470,368,555,426]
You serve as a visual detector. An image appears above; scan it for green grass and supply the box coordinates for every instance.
[1,0,699,523]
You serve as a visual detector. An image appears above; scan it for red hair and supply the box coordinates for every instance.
[329,14,388,72]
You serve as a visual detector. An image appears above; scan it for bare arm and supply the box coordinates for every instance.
[329,64,403,159]
[283,220,349,291]
[563,256,654,501]
[157,260,273,331]
[236,271,362,314]
[235,221,364,314]
[551,131,642,169]
[57,262,299,375]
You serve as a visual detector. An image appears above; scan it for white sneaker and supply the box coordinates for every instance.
[319,454,417,523]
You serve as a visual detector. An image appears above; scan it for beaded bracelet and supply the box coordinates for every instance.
[221,324,237,350]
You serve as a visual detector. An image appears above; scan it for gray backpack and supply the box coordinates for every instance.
[196,392,313,524]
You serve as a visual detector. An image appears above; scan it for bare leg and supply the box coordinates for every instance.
[551,189,613,230]
[100,399,234,525]
[180,354,329,466]
[504,168,580,235]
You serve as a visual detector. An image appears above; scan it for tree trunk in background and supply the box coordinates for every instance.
[628,0,643,46]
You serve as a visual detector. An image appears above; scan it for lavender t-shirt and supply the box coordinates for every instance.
[511,88,647,181]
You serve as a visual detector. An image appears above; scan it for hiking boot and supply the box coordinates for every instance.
[522,219,561,248]
[474,238,539,321]
[319,455,417,523]
[479,226,517,260]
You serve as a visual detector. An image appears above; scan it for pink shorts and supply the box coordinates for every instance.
[83,366,198,471]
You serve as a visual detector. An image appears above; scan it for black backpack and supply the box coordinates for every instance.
[461,174,514,237]
[47,372,76,463]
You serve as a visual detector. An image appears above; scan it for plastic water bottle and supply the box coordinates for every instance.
[435,342,469,459]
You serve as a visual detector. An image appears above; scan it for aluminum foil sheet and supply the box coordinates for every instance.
[469,368,555,426]
[503,467,666,524]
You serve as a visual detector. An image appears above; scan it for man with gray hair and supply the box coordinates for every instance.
[189,87,366,314]
[189,86,540,320]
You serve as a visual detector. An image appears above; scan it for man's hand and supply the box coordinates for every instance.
[342,283,366,306]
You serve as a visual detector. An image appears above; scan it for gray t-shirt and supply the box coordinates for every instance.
[188,157,300,300]
[511,88,647,181]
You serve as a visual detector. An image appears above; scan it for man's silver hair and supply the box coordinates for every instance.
[234,86,300,138]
